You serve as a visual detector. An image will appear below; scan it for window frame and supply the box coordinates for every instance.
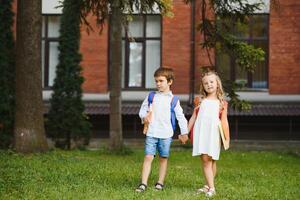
[41,14,61,89]
[216,13,269,90]
[109,14,162,91]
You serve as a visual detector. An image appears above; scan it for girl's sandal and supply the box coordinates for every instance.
[154,182,164,190]
[196,185,209,194]
[205,188,216,197]
[135,183,147,192]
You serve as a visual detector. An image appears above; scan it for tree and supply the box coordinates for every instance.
[108,2,123,149]
[79,0,172,150]
[46,0,91,149]
[187,0,266,110]
[14,0,48,153]
[0,0,15,149]
[79,0,267,149]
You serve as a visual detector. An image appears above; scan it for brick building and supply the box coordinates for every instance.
[12,0,300,140]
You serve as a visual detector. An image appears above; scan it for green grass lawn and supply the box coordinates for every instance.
[0,148,299,200]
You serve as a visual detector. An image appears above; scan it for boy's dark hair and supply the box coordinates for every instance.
[154,67,174,82]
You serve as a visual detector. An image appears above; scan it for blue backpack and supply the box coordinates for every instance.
[147,91,179,132]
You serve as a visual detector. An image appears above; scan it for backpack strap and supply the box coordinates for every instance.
[170,95,179,131]
[147,91,156,107]
[147,92,179,132]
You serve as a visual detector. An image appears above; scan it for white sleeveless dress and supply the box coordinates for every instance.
[192,99,221,160]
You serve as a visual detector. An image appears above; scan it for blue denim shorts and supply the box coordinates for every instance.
[145,136,173,158]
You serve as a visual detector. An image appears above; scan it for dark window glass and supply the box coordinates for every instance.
[111,14,162,89]
[42,15,61,88]
[216,14,269,89]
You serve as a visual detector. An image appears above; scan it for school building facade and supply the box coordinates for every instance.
[13,0,300,140]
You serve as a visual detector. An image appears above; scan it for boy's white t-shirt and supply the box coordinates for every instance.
[139,91,188,139]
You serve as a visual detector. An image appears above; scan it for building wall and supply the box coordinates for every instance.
[194,0,216,93]
[11,0,300,95]
[80,16,109,93]
[80,1,194,94]
[269,0,300,94]
[162,0,191,94]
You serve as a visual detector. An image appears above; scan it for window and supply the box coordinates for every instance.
[216,14,269,89]
[42,15,61,88]
[110,14,162,89]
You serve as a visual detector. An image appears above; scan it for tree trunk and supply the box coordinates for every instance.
[14,0,48,153]
[109,2,123,149]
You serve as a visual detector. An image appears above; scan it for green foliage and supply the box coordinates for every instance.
[79,0,173,32]
[0,149,299,199]
[229,40,265,73]
[223,80,252,111]
[46,0,91,149]
[195,0,266,110]
[0,0,15,149]
[216,26,265,73]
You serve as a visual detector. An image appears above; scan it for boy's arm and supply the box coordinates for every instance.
[174,100,188,135]
[139,96,149,124]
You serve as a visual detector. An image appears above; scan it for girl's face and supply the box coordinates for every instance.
[202,74,218,95]
[155,76,172,93]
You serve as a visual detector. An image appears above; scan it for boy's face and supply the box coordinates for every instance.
[202,74,218,95]
[155,76,172,93]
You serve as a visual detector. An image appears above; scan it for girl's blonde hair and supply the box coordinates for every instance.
[199,70,225,104]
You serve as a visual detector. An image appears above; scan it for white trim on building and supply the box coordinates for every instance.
[43,91,300,103]
[42,0,63,14]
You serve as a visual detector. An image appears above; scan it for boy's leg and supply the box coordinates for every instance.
[156,137,172,187]
[141,155,154,185]
[201,154,214,189]
[158,156,168,184]
[140,136,157,185]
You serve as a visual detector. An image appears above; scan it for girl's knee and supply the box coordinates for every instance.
[202,161,212,168]
[201,154,212,162]
[201,156,212,168]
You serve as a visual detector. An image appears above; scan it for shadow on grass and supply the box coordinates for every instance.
[98,145,134,156]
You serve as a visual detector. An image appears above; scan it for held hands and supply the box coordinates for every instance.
[178,134,189,144]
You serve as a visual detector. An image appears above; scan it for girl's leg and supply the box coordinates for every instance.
[201,154,215,189]
[200,156,208,186]
[141,155,154,185]
[158,157,168,185]
[212,160,217,177]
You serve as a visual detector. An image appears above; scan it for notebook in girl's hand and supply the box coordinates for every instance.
[218,124,229,150]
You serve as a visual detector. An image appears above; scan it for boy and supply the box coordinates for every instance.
[135,67,189,192]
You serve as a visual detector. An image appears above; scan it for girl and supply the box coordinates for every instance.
[188,70,230,197]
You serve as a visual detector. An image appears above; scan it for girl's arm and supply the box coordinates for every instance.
[188,108,198,132]
[221,101,230,141]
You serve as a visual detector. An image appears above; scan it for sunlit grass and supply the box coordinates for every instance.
[0,148,299,199]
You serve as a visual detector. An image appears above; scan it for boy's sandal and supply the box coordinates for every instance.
[196,185,209,194]
[154,182,164,190]
[135,183,147,192]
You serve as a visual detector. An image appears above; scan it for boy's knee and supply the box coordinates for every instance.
[159,156,168,162]
[144,155,154,162]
